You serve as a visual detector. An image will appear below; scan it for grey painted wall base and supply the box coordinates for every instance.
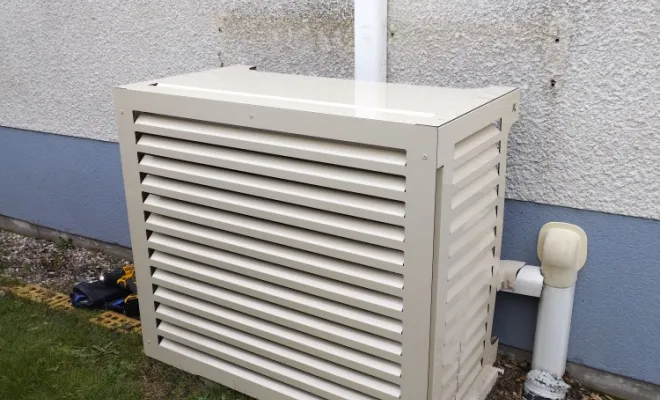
[0,214,132,261]
[499,345,660,400]
[1,126,660,386]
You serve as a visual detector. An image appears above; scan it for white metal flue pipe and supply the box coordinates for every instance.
[354,0,387,82]
[523,223,588,400]
[532,285,576,377]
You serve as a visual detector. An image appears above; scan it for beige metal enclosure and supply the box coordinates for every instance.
[114,65,519,400]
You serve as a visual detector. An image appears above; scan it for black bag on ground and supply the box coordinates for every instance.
[70,281,131,310]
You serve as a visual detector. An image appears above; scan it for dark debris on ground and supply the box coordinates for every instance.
[488,356,619,400]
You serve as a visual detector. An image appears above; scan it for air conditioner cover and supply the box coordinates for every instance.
[114,65,519,400]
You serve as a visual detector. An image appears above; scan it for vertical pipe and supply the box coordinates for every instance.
[524,285,575,400]
[354,0,388,82]
[532,285,576,376]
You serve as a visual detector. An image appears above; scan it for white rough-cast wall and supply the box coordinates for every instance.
[1,0,658,220]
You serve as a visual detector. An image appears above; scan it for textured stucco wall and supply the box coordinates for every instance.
[1,0,658,220]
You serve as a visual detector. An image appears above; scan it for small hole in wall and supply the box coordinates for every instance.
[555,38,560,43]
[389,31,395,38]
[218,27,223,32]
[550,79,557,87]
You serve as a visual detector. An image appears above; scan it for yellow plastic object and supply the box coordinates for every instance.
[90,311,142,334]
[537,222,588,288]
[11,285,74,311]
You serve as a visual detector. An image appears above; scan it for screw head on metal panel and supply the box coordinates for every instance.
[249,114,254,119]
[512,104,517,112]
[120,110,124,115]
[147,340,151,344]
[422,154,428,160]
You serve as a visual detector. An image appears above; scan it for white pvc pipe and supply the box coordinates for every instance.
[354,0,387,82]
[531,285,576,377]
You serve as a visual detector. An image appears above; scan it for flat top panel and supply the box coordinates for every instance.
[123,65,515,127]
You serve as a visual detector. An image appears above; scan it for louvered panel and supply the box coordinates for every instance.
[158,322,380,400]
[450,169,501,214]
[448,211,497,261]
[456,362,482,400]
[447,234,496,282]
[143,196,404,270]
[160,339,322,400]
[154,288,402,383]
[144,215,404,290]
[141,175,405,249]
[150,257,403,339]
[156,306,400,399]
[147,233,403,317]
[150,270,403,361]
[450,189,498,236]
[441,122,503,400]
[441,361,459,386]
[446,251,494,304]
[139,156,405,225]
[444,281,491,328]
[135,113,407,175]
[453,124,501,165]
[452,147,502,190]
[137,135,407,200]
[440,382,459,400]
[445,300,490,349]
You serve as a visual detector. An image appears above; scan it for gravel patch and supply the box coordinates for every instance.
[0,229,129,293]
[0,229,615,400]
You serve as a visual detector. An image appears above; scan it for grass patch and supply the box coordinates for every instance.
[0,295,249,400]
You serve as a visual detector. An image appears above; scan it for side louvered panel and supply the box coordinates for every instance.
[150,258,403,340]
[154,288,402,382]
[141,175,405,248]
[137,135,406,200]
[147,233,403,317]
[450,169,500,215]
[151,271,403,362]
[440,126,502,400]
[143,196,404,271]
[453,124,502,165]
[139,155,406,225]
[157,306,401,399]
[450,189,498,236]
[158,323,381,400]
[452,147,502,191]
[160,340,322,400]
[135,114,407,175]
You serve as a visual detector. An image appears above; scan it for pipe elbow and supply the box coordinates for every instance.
[538,222,588,288]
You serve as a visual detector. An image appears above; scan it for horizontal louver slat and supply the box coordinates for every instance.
[140,155,405,225]
[147,233,403,317]
[154,288,402,382]
[160,339,322,400]
[135,113,407,174]
[157,306,401,399]
[158,323,381,400]
[141,175,405,248]
[150,255,403,339]
[144,195,404,270]
[137,135,406,200]
[151,271,403,361]
[145,214,404,289]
